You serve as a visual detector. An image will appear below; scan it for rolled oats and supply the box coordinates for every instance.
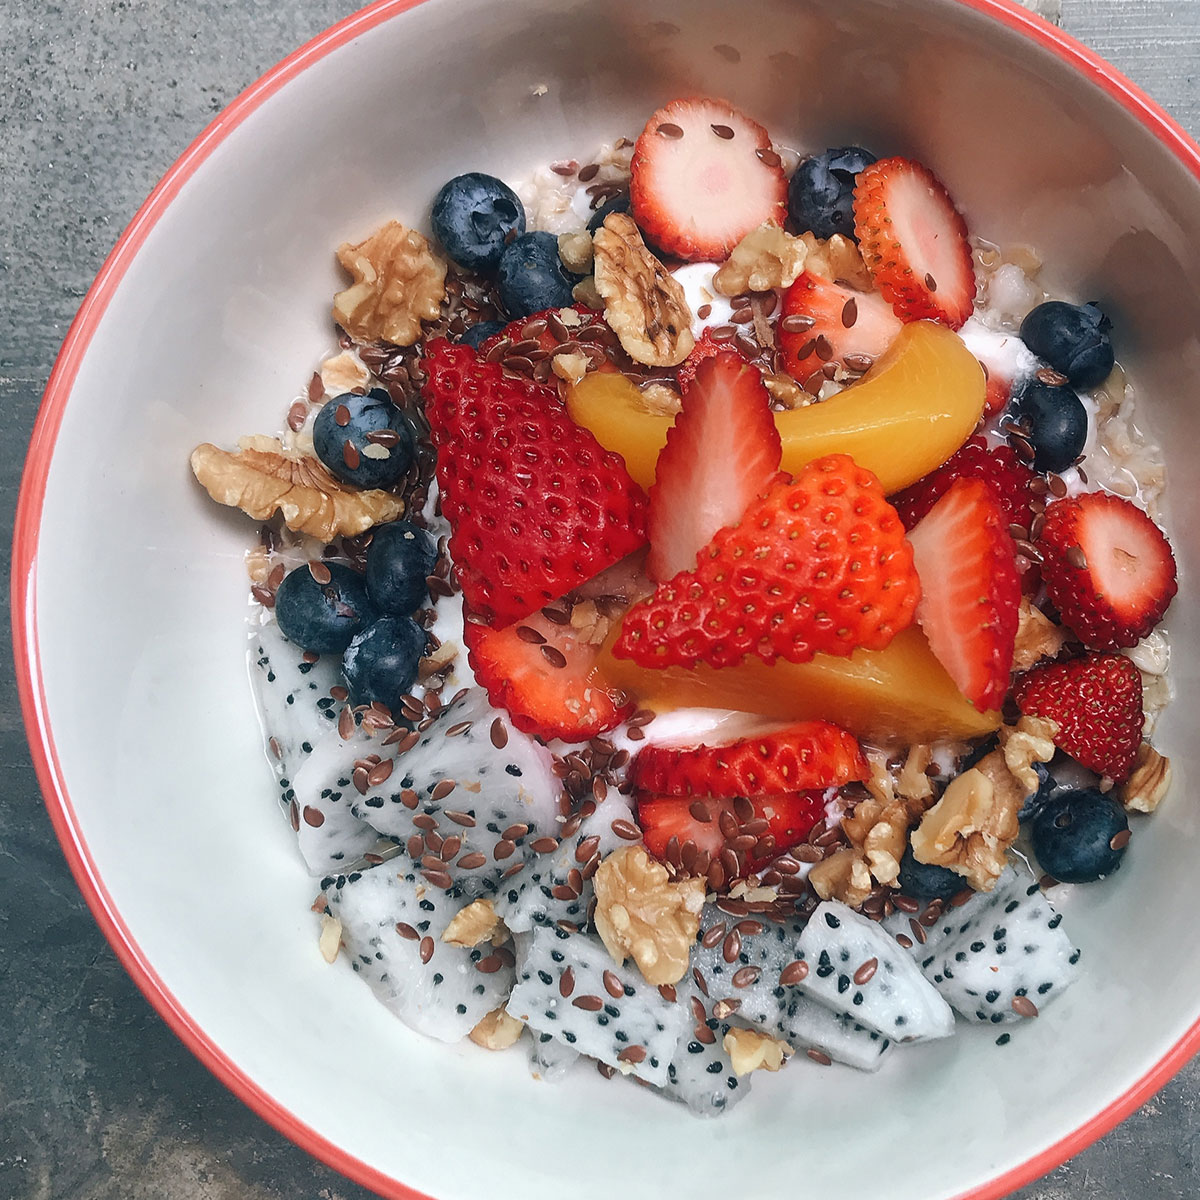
[712,223,807,296]
[722,1027,791,1076]
[468,1007,525,1051]
[1119,743,1171,813]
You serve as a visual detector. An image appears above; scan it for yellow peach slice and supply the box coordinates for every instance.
[567,321,985,494]
[598,625,1000,745]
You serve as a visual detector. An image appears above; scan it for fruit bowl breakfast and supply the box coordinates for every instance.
[14,2,1199,1198]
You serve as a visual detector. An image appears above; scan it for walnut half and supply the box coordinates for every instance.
[592,845,704,985]
[1119,744,1171,813]
[712,223,807,296]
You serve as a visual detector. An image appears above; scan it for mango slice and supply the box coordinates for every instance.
[567,321,985,494]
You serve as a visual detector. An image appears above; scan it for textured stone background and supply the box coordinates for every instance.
[3,2,1199,1198]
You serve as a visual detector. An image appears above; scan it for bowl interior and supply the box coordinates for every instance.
[21,1,1200,1197]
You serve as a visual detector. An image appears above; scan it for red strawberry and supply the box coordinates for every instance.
[889,436,1036,532]
[647,353,782,582]
[854,157,976,329]
[980,358,1015,417]
[1013,652,1144,781]
[629,97,787,262]
[778,271,902,380]
[637,793,826,881]
[464,606,632,741]
[630,721,866,797]
[614,454,920,670]
[422,340,648,626]
[476,304,601,361]
[676,328,749,394]
[906,478,1021,711]
[1037,492,1177,649]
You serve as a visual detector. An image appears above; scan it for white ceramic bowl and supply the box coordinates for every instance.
[14,1,1200,1196]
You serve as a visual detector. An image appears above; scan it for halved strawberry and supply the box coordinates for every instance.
[777,271,902,381]
[1038,492,1177,649]
[647,352,782,581]
[905,478,1022,711]
[629,97,787,261]
[854,157,976,329]
[637,793,826,881]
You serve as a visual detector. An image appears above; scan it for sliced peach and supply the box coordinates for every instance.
[567,321,985,494]
[597,625,1000,745]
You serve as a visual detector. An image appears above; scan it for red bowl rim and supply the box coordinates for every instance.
[12,1,1200,1197]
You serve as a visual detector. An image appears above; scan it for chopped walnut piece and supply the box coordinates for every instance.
[551,351,589,385]
[333,220,447,347]
[592,845,704,985]
[572,276,604,310]
[842,797,909,886]
[468,1007,525,1051]
[319,350,371,396]
[799,232,874,291]
[318,914,342,964]
[1012,599,1069,672]
[567,600,613,648]
[722,1027,792,1076]
[763,371,809,409]
[1119,744,1171,813]
[592,213,695,367]
[862,748,895,806]
[636,382,682,417]
[443,898,502,948]
[808,847,874,907]
[245,545,270,585]
[712,223,808,296]
[190,437,404,542]
[998,714,1059,794]
[896,745,936,812]
[557,230,595,274]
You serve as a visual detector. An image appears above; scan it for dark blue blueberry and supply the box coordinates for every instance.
[586,191,631,233]
[341,616,427,708]
[1031,788,1129,883]
[312,388,415,489]
[458,320,506,349]
[430,173,526,272]
[365,521,437,615]
[787,146,877,240]
[1012,380,1088,473]
[1020,301,1115,389]
[897,845,965,901]
[275,563,377,654]
[497,231,578,319]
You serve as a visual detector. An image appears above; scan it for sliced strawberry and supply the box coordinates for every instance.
[630,721,865,796]
[676,328,749,394]
[1014,652,1144,781]
[476,303,602,361]
[637,792,826,881]
[464,605,632,741]
[615,454,920,670]
[422,340,648,626]
[629,97,787,262]
[854,156,976,329]
[647,353,781,582]
[1037,492,1177,649]
[905,478,1021,711]
[980,358,1015,417]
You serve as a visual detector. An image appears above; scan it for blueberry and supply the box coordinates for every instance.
[1018,762,1059,823]
[497,231,578,318]
[1012,380,1088,473]
[275,563,377,654]
[897,845,965,901]
[586,191,631,233]
[787,146,877,240]
[341,616,427,708]
[431,173,526,272]
[459,320,506,349]
[312,388,415,489]
[1030,788,1129,883]
[365,521,437,615]
[1020,301,1114,389]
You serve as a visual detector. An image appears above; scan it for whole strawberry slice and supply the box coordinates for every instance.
[629,97,787,262]
[890,436,1036,532]
[648,352,781,582]
[631,720,865,797]
[1037,491,1177,649]
[614,454,920,670]
[637,793,825,883]
[906,478,1021,711]
[778,270,902,380]
[1013,652,1144,781]
[854,156,976,329]
[422,340,648,626]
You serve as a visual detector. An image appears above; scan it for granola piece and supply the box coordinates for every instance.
[592,213,695,367]
[592,845,704,985]
[318,914,342,964]
[722,1027,792,1076]
[998,714,1059,794]
[468,1007,525,1051]
[1012,598,1069,672]
[190,436,404,541]
[1119,743,1171,813]
[557,230,595,275]
[319,350,371,396]
[808,847,874,908]
[333,220,447,347]
[798,232,874,291]
[712,223,808,296]
[842,797,909,886]
[443,898,502,948]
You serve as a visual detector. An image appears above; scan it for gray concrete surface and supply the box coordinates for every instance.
[2,2,1199,1197]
